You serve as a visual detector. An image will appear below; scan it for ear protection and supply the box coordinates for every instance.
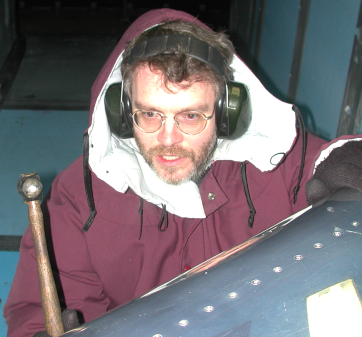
[105,35,252,139]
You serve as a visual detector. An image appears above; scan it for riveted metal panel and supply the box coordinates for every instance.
[64,190,362,336]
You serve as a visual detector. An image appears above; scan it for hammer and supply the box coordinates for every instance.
[18,173,64,336]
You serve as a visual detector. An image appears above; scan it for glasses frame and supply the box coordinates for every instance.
[132,109,215,135]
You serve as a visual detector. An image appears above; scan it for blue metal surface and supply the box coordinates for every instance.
[0,109,88,236]
[62,192,362,336]
[257,0,300,101]
[296,0,360,139]
[251,1,360,140]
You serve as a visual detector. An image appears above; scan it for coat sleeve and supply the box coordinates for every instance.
[280,131,362,212]
[4,166,110,337]
[305,136,362,205]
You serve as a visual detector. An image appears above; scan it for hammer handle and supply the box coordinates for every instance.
[28,200,64,336]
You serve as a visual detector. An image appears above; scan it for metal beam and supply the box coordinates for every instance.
[337,1,362,136]
[287,0,311,104]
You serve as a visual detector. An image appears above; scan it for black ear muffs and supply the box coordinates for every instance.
[218,81,252,139]
[105,80,252,139]
[104,35,252,139]
[104,83,133,138]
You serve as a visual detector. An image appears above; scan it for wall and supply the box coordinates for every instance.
[230,0,361,140]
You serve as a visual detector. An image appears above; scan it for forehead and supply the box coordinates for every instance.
[131,65,216,111]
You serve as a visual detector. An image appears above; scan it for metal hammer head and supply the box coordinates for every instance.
[17,172,43,202]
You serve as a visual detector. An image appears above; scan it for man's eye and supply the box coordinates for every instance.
[144,111,157,118]
[180,112,200,120]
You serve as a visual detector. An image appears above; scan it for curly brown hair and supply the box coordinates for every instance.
[121,20,235,102]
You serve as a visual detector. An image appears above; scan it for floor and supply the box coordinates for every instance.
[0,3,230,335]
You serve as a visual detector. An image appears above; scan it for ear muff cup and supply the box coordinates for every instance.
[104,83,133,139]
[122,91,133,131]
[218,81,252,139]
[214,94,225,134]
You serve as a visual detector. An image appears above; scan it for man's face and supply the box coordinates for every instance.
[132,65,217,185]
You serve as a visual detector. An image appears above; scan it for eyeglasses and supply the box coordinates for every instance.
[132,110,215,135]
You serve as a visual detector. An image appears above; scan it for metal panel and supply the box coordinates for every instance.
[296,0,360,139]
[0,0,16,68]
[255,0,300,101]
[0,110,88,236]
[337,2,362,136]
[64,191,362,336]
[287,0,311,104]
[229,0,261,67]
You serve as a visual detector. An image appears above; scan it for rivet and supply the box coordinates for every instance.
[153,335,162,337]
[179,320,189,327]
[327,207,334,212]
[273,267,283,273]
[333,231,342,237]
[314,243,323,249]
[294,255,303,261]
[208,192,216,200]
[352,221,360,227]
[251,279,261,285]
[228,292,238,298]
[204,306,214,312]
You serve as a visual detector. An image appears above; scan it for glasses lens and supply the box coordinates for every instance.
[134,111,162,132]
[175,112,206,134]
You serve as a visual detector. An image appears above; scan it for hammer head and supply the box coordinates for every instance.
[17,172,43,202]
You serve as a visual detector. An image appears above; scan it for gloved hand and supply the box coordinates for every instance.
[306,140,362,205]
[33,309,80,337]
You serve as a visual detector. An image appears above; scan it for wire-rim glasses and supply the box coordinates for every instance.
[132,110,215,135]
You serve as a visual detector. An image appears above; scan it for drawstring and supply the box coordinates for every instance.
[158,204,169,231]
[240,162,256,228]
[138,199,168,239]
[292,105,306,204]
[138,197,144,240]
[82,132,97,232]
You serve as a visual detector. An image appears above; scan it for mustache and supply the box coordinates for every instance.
[147,145,196,160]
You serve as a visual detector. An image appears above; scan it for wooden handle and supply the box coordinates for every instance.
[28,200,64,336]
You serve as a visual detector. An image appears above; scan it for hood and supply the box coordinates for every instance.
[85,9,297,219]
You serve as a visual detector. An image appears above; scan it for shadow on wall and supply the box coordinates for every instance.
[37,170,59,201]
[249,62,330,140]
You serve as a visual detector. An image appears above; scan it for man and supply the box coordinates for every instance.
[4,8,362,336]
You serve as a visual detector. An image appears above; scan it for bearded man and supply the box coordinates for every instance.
[5,8,362,337]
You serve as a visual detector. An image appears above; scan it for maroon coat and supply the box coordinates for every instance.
[4,132,327,336]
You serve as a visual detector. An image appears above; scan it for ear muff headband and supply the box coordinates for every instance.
[104,34,252,139]
[129,35,225,77]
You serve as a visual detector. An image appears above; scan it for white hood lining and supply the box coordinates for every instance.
[87,54,297,218]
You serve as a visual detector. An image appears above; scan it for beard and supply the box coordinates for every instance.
[135,131,217,185]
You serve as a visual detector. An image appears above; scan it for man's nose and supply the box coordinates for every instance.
[157,117,183,146]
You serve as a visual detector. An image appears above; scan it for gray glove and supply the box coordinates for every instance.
[33,309,80,337]
[306,140,362,205]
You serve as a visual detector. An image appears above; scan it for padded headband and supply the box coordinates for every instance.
[128,35,225,77]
